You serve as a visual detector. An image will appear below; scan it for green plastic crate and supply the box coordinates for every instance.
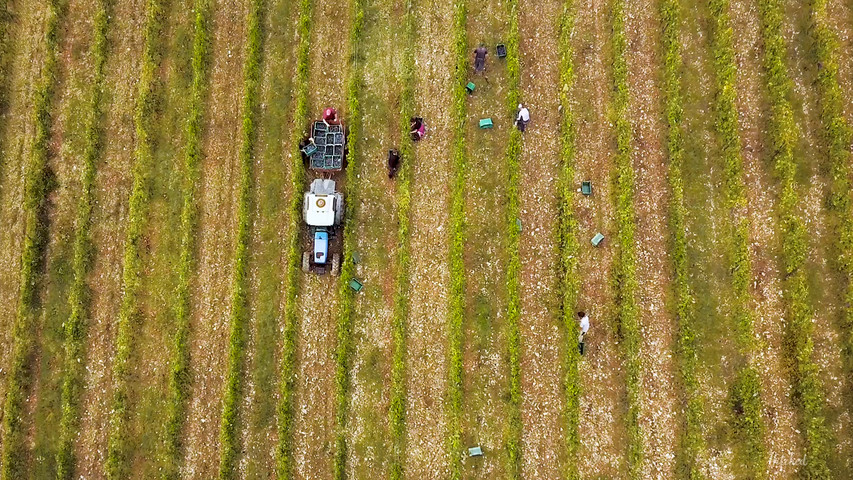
[591,233,604,246]
[349,278,363,292]
[479,118,493,129]
[466,82,476,93]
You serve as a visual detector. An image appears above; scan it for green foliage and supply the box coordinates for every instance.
[217,0,265,477]
[503,0,523,477]
[728,365,765,472]
[756,0,831,477]
[610,1,643,477]
[446,1,468,478]
[0,1,65,478]
[809,0,853,428]
[275,0,311,477]
[388,0,417,478]
[659,0,705,477]
[55,1,113,478]
[332,0,366,477]
[706,0,767,475]
[556,2,580,479]
[104,0,167,477]
[159,1,212,478]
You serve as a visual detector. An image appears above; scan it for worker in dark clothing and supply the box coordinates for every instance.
[474,45,487,72]
[387,149,400,179]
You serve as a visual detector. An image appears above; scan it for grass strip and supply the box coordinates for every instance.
[809,0,853,425]
[160,1,212,478]
[504,0,523,477]
[610,0,643,476]
[660,0,706,478]
[388,0,417,478]
[55,1,113,478]
[0,1,64,478]
[446,0,468,478]
[103,0,167,477]
[217,0,265,477]
[706,0,767,475]
[0,0,10,113]
[332,0,366,477]
[274,0,311,477]
[557,0,581,478]
[755,0,831,477]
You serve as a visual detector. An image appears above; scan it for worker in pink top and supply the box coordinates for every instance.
[323,107,339,125]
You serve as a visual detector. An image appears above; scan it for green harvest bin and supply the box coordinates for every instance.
[581,181,592,195]
[591,233,605,247]
[479,118,493,129]
[302,144,318,156]
[468,446,483,457]
[349,278,363,292]
[466,82,476,94]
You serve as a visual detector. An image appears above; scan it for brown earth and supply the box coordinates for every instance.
[572,0,628,477]
[624,0,679,477]
[516,0,565,477]
[73,0,145,476]
[180,0,247,476]
[730,0,803,475]
[403,0,455,476]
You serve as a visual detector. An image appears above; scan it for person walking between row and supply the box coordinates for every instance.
[515,104,530,132]
[577,311,590,355]
[474,44,487,73]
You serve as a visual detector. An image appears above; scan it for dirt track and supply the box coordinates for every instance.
[516,0,565,477]
[403,0,455,476]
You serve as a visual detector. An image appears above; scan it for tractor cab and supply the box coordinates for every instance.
[302,178,343,275]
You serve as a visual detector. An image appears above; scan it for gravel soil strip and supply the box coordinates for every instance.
[403,0,454,476]
[345,0,402,477]
[180,0,247,476]
[72,0,144,475]
[0,0,50,450]
[516,0,564,477]
[730,0,803,475]
[624,0,679,477]
[572,0,627,476]
[289,0,351,476]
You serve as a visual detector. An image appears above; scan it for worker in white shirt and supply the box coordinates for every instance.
[577,311,590,354]
[515,103,530,132]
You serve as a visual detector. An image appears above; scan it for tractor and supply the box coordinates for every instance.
[302,178,343,275]
[300,118,346,275]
